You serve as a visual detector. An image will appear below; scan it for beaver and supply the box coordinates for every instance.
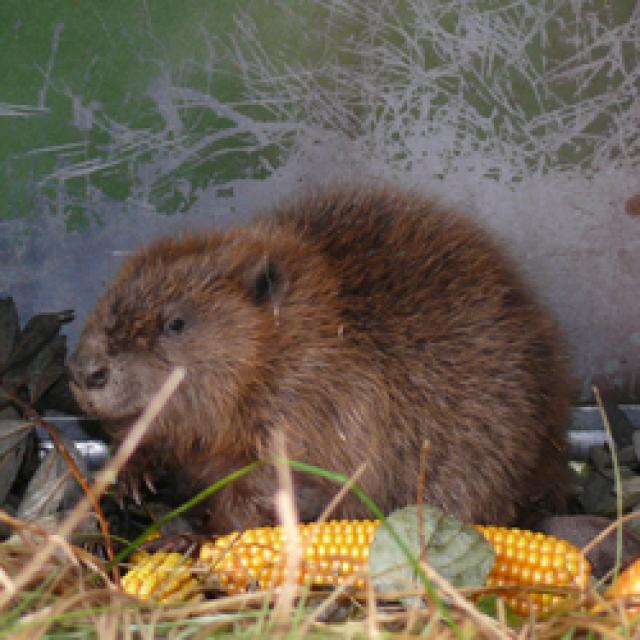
[68,185,570,534]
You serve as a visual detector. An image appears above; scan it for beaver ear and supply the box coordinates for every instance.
[247,256,288,306]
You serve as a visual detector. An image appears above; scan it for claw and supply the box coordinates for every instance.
[130,481,142,505]
[143,472,156,494]
[114,483,126,510]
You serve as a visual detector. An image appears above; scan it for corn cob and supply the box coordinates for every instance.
[122,520,591,616]
[200,519,377,594]
[121,551,199,603]
[476,525,590,616]
[605,557,640,610]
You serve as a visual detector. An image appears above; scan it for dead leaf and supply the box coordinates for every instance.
[17,430,88,521]
[0,298,19,371]
[0,419,34,504]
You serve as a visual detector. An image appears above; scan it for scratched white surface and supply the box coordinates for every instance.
[1,1,638,400]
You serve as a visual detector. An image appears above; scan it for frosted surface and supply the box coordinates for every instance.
[1,1,638,400]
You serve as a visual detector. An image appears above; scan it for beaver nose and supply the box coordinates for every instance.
[68,354,110,390]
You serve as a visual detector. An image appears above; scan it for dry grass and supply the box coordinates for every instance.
[2,537,639,640]
[1,372,639,638]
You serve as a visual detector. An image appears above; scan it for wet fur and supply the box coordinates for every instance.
[70,186,570,533]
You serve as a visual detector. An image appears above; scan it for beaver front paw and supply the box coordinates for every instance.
[114,463,158,507]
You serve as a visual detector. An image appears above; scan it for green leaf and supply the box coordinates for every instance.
[475,594,522,626]
[369,505,494,601]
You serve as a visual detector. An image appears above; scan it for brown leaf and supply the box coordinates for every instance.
[0,419,33,504]
[0,298,20,371]
[26,335,67,404]
[3,309,74,372]
[17,430,88,521]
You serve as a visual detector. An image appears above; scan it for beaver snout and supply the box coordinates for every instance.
[68,350,110,391]
[68,334,166,421]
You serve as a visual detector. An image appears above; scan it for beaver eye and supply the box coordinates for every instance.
[164,316,185,336]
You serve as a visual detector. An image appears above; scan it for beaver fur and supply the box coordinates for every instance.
[69,185,570,533]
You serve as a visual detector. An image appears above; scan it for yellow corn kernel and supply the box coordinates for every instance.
[122,520,591,617]
[605,557,640,610]
[121,551,199,602]
[199,520,378,594]
[476,525,590,617]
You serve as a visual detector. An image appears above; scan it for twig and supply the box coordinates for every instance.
[0,366,185,611]
[582,510,640,563]
[419,560,516,640]
[271,430,301,633]
[0,565,16,597]
[0,509,111,586]
[417,440,431,563]
[293,576,362,638]
[366,571,380,638]
[316,462,367,524]
[592,386,623,579]
[4,391,117,574]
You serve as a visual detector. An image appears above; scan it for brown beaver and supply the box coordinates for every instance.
[68,185,570,534]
